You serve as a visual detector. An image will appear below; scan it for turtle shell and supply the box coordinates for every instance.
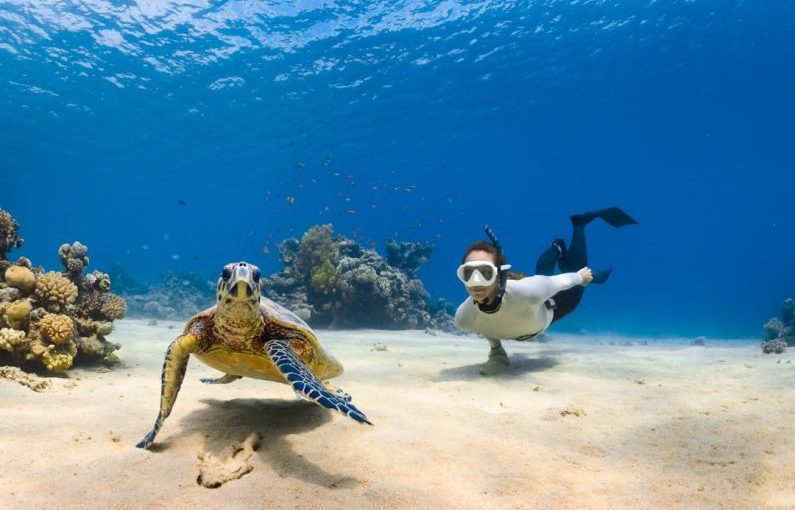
[191,296,344,383]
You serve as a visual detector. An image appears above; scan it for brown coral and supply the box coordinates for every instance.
[38,314,75,345]
[4,299,32,329]
[4,265,35,293]
[72,316,113,337]
[34,272,78,312]
[99,293,126,320]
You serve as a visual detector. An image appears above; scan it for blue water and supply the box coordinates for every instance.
[1,1,793,338]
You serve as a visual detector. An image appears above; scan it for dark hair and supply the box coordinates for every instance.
[461,241,505,266]
[461,241,525,280]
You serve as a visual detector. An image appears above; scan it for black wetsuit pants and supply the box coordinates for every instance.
[534,221,587,324]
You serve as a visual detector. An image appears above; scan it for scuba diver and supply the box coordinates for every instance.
[454,207,638,376]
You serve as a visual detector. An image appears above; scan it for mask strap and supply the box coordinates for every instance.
[472,226,509,313]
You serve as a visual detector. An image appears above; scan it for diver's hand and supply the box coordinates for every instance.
[578,267,593,286]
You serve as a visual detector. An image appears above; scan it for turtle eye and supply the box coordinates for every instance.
[252,268,261,283]
[222,267,232,280]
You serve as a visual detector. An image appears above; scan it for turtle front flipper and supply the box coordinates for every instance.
[265,339,372,425]
[137,333,199,449]
[200,374,242,385]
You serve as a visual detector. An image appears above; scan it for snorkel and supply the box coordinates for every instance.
[476,225,511,313]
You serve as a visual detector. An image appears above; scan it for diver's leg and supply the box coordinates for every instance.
[535,238,566,276]
[559,217,587,273]
[562,206,637,274]
[549,287,585,324]
[480,338,509,376]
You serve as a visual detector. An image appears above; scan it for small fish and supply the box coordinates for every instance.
[323,156,332,166]
[262,246,271,255]
[346,209,356,215]
[296,161,305,169]
[141,244,149,250]
[181,280,190,286]
[285,196,295,205]
[177,199,187,206]
[171,254,180,260]
[163,233,170,241]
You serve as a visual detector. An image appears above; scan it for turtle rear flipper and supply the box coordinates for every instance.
[265,339,372,425]
[200,374,242,384]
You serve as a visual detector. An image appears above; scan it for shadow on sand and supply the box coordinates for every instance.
[164,398,358,488]
[435,353,560,381]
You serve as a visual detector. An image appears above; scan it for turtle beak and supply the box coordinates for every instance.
[225,265,257,301]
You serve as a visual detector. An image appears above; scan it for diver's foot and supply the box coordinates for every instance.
[591,268,613,284]
[479,346,510,376]
[571,207,638,228]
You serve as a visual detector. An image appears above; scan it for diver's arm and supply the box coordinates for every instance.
[513,273,584,303]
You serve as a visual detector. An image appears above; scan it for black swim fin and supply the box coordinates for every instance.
[591,268,612,284]
[571,207,638,228]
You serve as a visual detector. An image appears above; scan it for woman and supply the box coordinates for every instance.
[454,207,637,375]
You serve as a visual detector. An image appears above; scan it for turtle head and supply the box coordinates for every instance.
[217,261,261,307]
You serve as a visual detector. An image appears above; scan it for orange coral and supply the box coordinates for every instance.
[34,272,78,311]
[38,314,74,345]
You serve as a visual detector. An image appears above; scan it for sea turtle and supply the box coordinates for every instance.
[136,261,371,449]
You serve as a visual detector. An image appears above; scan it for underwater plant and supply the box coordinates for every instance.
[0,209,125,372]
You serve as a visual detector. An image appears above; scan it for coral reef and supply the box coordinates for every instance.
[59,241,89,280]
[38,314,75,345]
[263,224,457,331]
[4,265,35,292]
[121,271,215,320]
[0,208,24,260]
[761,338,787,354]
[385,240,433,276]
[0,209,125,372]
[4,299,32,329]
[34,272,78,312]
[103,263,147,295]
[760,298,794,354]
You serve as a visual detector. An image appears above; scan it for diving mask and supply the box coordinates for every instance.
[457,261,512,288]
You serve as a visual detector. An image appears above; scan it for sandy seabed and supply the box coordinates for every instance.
[1,319,794,510]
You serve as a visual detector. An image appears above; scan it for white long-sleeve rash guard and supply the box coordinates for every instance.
[454,272,584,340]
